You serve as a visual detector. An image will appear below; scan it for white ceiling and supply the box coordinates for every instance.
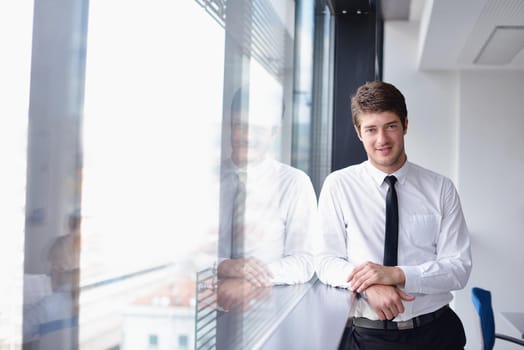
[414,0,524,70]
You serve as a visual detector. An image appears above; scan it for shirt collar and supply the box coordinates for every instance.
[364,159,410,188]
[225,157,272,179]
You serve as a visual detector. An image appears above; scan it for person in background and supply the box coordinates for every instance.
[23,212,81,347]
[316,81,472,350]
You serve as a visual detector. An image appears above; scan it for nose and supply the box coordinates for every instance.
[376,128,388,144]
[232,124,249,137]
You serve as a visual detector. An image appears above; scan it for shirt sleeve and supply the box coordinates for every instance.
[399,178,472,294]
[267,173,316,285]
[315,174,354,288]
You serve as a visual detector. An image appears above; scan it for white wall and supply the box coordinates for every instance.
[383,21,458,183]
[457,70,524,350]
[384,21,524,349]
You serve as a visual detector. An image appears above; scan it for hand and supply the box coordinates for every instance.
[217,278,271,312]
[364,284,416,320]
[217,258,273,287]
[347,261,405,292]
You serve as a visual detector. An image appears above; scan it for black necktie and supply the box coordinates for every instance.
[383,176,398,266]
[231,172,247,258]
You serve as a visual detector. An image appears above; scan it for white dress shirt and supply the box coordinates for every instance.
[219,158,317,285]
[316,160,472,320]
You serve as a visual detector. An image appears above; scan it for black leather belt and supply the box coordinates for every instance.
[351,305,449,330]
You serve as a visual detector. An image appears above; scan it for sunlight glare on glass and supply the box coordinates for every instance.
[82,0,225,277]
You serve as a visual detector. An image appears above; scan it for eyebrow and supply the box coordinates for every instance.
[362,121,399,129]
[385,121,400,126]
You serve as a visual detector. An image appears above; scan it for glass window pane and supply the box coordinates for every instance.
[81,1,224,349]
[0,1,33,347]
[18,0,322,349]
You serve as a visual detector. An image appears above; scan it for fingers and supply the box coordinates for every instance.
[248,258,273,278]
[347,262,383,292]
[218,258,273,287]
[365,285,413,320]
[348,262,402,292]
[218,280,261,311]
[347,262,367,290]
[241,258,272,287]
[217,281,242,311]
[379,306,400,321]
[373,299,403,320]
[398,289,416,301]
[349,270,374,293]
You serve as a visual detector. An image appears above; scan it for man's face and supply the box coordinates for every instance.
[230,112,276,167]
[356,111,408,174]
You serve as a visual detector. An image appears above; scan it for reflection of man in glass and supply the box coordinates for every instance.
[217,88,317,287]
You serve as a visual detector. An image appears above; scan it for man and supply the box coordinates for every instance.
[217,87,317,287]
[316,81,472,349]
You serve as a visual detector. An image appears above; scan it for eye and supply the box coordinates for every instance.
[364,127,376,134]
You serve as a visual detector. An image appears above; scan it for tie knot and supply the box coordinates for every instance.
[384,175,397,187]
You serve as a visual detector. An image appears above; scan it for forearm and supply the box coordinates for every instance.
[266,253,314,285]
[400,178,472,294]
[400,257,472,294]
[315,254,354,288]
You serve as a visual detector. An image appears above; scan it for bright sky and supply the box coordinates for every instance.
[0,0,33,345]
[82,0,225,274]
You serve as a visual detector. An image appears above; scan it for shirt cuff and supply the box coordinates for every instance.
[398,265,422,293]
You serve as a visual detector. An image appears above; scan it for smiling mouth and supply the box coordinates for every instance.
[233,141,250,148]
[377,146,392,153]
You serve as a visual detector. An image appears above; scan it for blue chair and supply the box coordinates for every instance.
[471,287,524,349]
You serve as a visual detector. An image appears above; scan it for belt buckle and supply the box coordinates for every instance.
[396,319,414,330]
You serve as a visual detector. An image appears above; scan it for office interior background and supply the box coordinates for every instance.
[1,0,523,349]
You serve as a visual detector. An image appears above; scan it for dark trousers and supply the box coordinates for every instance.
[338,307,466,350]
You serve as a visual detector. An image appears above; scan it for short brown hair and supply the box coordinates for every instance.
[350,81,408,130]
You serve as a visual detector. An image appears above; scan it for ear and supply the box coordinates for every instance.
[403,117,409,135]
[354,125,363,141]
